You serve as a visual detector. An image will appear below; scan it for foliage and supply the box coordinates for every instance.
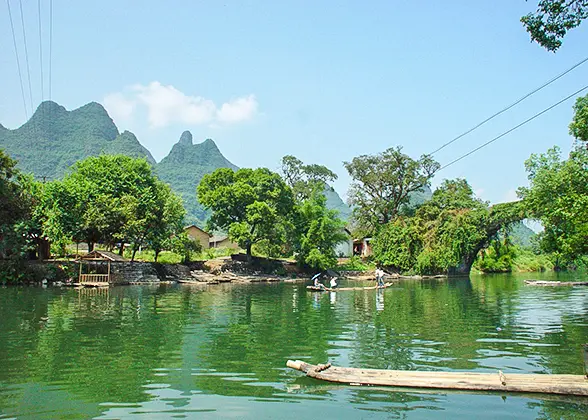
[372,179,525,275]
[157,133,239,226]
[198,167,294,258]
[37,155,185,260]
[569,93,588,142]
[474,241,554,273]
[0,149,34,262]
[0,102,154,181]
[280,155,337,201]
[521,0,588,51]
[337,256,375,272]
[518,145,588,267]
[290,193,347,271]
[344,146,439,233]
[170,232,202,263]
[280,154,352,222]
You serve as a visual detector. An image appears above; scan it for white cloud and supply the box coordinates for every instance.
[103,92,136,122]
[217,95,258,123]
[103,82,258,128]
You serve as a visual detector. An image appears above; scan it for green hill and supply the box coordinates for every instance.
[0,101,353,227]
[508,221,536,248]
[156,131,238,226]
[0,101,154,179]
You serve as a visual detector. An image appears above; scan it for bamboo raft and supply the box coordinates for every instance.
[286,360,588,396]
[307,282,393,292]
[525,280,588,287]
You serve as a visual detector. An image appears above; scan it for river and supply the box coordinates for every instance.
[0,272,586,419]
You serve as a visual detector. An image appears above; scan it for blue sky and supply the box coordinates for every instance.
[1,0,587,206]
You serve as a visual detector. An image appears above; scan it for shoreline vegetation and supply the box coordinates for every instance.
[1,94,587,284]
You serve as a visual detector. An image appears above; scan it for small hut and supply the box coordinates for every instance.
[77,250,127,286]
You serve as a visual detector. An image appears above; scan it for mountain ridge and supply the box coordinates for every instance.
[0,101,351,226]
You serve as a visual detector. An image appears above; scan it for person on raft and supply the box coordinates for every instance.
[329,277,338,289]
[375,267,385,288]
[312,272,326,289]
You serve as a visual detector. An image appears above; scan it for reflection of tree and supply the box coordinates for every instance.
[0,278,587,418]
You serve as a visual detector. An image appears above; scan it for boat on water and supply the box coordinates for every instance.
[306,282,393,292]
[286,360,588,396]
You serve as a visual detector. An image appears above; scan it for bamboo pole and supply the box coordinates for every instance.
[286,360,588,396]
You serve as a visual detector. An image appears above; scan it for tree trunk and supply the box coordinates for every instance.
[154,249,160,263]
[246,242,252,263]
[118,243,124,256]
[131,247,138,262]
[88,242,94,252]
[38,238,51,260]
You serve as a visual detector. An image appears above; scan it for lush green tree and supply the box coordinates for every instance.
[144,183,186,262]
[569,93,588,143]
[280,155,338,201]
[521,0,588,52]
[344,147,439,233]
[170,232,202,263]
[197,167,295,260]
[518,145,587,267]
[290,192,347,271]
[40,155,185,260]
[372,179,526,275]
[0,149,33,260]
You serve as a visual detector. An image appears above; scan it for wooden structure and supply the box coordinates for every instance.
[307,282,393,292]
[286,360,588,397]
[77,250,126,286]
[525,280,588,286]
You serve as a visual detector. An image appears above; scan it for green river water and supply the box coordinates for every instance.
[0,272,586,419]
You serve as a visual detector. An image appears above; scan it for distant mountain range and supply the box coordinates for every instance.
[0,101,352,226]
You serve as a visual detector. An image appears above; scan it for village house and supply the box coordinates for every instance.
[209,235,239,249]
[184,225,212,250]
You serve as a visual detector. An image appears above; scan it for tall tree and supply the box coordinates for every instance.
[0,149,33,260]
[569,93,588,143]
[41,155,185,259]
[344,147,439,232]
[372,179,526,275]
[290,192,347,271]
[197,167,295,260]
[280,155,337,201]
[521,0,588,51]
[518,145,588,267]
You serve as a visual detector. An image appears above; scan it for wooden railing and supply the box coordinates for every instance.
[79,274,110,284]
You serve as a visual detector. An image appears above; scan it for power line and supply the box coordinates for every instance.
[49,0,52,101]
[6,0,28,119]
[429,56,588,156]
[18,0,34,116]
[437,84,588,172]
[38,0,44,102]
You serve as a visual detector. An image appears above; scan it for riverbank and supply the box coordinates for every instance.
[1,256,450,287]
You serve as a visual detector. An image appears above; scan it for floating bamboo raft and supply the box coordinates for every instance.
[525,280,588,287]
[306,282,393,292]
[286,360,588,396]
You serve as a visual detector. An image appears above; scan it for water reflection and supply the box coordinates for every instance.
[376,288,385,311]
[0,272,586,419]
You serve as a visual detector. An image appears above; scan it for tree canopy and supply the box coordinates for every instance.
[344,147,439,233]
[198,167,295,259]
[372,179,526,275]
[521,0,588,51]
[0,149,33,260]
[518,145,587,266]
[569,93,588,143]
[38,155,185,260]
[280,155,338,202]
